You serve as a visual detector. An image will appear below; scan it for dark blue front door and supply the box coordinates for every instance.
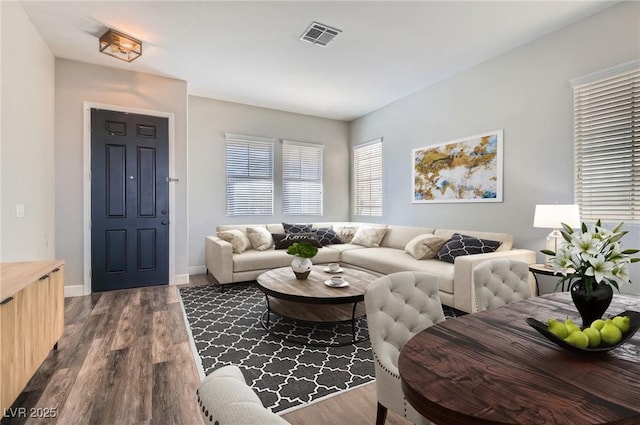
[91,109,169,291]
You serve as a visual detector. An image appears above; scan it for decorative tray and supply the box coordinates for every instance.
[526,310,640,354]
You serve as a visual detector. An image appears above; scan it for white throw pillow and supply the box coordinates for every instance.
[246,226,273,251]
[334,225,359,243]
[217,229,251,253]
[405,234,449,260]
[351,226,388,248]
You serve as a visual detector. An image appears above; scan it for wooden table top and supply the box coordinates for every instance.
[399,292,640,425]
[1,260,65,301]
[256,265,379,304]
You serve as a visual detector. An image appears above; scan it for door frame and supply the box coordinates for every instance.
[82,101,176,296]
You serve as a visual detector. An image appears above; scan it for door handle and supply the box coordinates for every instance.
[161,220,168,225]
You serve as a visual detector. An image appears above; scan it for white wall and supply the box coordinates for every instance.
[1,2,55,261]
[350,1,640,294]
[55,59,189,289]
[188,95,350,273]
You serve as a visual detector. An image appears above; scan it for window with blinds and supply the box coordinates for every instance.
[282,141,324,215]
[572,62,639,223]
[225,134,274,216]
[353,139,383,216]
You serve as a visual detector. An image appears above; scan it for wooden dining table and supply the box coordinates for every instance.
[398,292,640,425]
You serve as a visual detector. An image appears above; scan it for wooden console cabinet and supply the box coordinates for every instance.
[0,260,65,413]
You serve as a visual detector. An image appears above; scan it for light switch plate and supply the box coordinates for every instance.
[16,203,24,218]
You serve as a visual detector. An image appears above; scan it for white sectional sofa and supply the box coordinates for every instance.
[205,222,536,313]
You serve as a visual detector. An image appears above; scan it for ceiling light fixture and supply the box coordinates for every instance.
[99,29,142,62]
[299,22,342,47]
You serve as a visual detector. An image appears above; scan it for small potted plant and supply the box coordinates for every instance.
[287,242,318,280]
[542,220,639,326]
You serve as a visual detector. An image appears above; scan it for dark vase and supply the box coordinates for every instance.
[570,280,613,327]
[293,270,311,280]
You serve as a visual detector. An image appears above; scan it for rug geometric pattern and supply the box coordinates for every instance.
[179,282,374,413]
[179,281,467,414]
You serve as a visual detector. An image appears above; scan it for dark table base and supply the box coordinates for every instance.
[260,296,369,347]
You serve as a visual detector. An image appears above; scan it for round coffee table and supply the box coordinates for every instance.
[256,265,380,346]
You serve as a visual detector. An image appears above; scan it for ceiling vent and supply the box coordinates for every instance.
[299,22,342,47]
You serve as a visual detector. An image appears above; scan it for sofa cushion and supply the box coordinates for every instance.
[246,226,273,251]
[341,247,454,293]
[321,243,365,253]
[315,228,343,246]
[333,224,359,243]
[217,230,251,253]
[405,234,448,260]
[283,223,312,233]
[436,233,502,263]
[434,229,513,251]
[233,249,292,272]
[272,232,322,249]
[233,247,340,272]
[352,226,388,248]
[380,225,436,249]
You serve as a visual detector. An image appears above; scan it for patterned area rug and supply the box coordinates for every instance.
[179,281,466,414]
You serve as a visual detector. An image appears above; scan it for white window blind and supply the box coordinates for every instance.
[353,139,383,216]
[225,134,274,216]
[573,63,639,223]
[282,140,324,215]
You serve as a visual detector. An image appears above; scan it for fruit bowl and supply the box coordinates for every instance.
[526,310,640,354]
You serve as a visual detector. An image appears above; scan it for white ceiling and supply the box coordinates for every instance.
[21,1,617,121]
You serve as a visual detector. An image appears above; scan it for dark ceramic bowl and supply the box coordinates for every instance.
[526,310,640,354]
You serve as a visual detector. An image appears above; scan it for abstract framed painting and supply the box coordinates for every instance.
[412,129,503,203]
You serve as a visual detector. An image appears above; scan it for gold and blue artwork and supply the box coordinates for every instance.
[412,129,503,203]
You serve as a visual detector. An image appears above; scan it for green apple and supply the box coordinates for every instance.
[547,318,569,339]
[582,327,602,348]
[612,316,631,334]
[590,319,606,331]
[600,319,623,345]
[564,330,589,349]
[565,319,581,335]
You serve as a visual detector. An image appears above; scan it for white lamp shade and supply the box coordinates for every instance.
[533,204,580,229]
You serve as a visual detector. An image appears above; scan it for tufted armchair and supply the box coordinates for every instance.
[197,365,289,425]
[364,271,445,425]
[473,258,533,311]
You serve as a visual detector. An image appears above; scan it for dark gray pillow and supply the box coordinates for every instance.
[315,228,343,246]
[272,232,322,250]
[283,223,313,234]
[436,233,502,263]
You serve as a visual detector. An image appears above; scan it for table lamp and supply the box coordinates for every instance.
[533,204,580,267]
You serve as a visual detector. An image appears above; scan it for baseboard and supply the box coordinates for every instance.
[188,265,207,276]
[171,273,190,285]
[64,285,85,298]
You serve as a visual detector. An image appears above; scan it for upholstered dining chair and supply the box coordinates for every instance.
[197,365,289,425]
[364,271,445,425]
[473,258,533,311]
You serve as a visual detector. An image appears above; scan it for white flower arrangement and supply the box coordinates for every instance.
[542,220,639,293]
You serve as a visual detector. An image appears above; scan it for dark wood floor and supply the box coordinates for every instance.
[2,277,409,425]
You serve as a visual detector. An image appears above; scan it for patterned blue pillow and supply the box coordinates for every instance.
[436,233,501,263]
[315,228,343,246]
[283,223,313,234]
